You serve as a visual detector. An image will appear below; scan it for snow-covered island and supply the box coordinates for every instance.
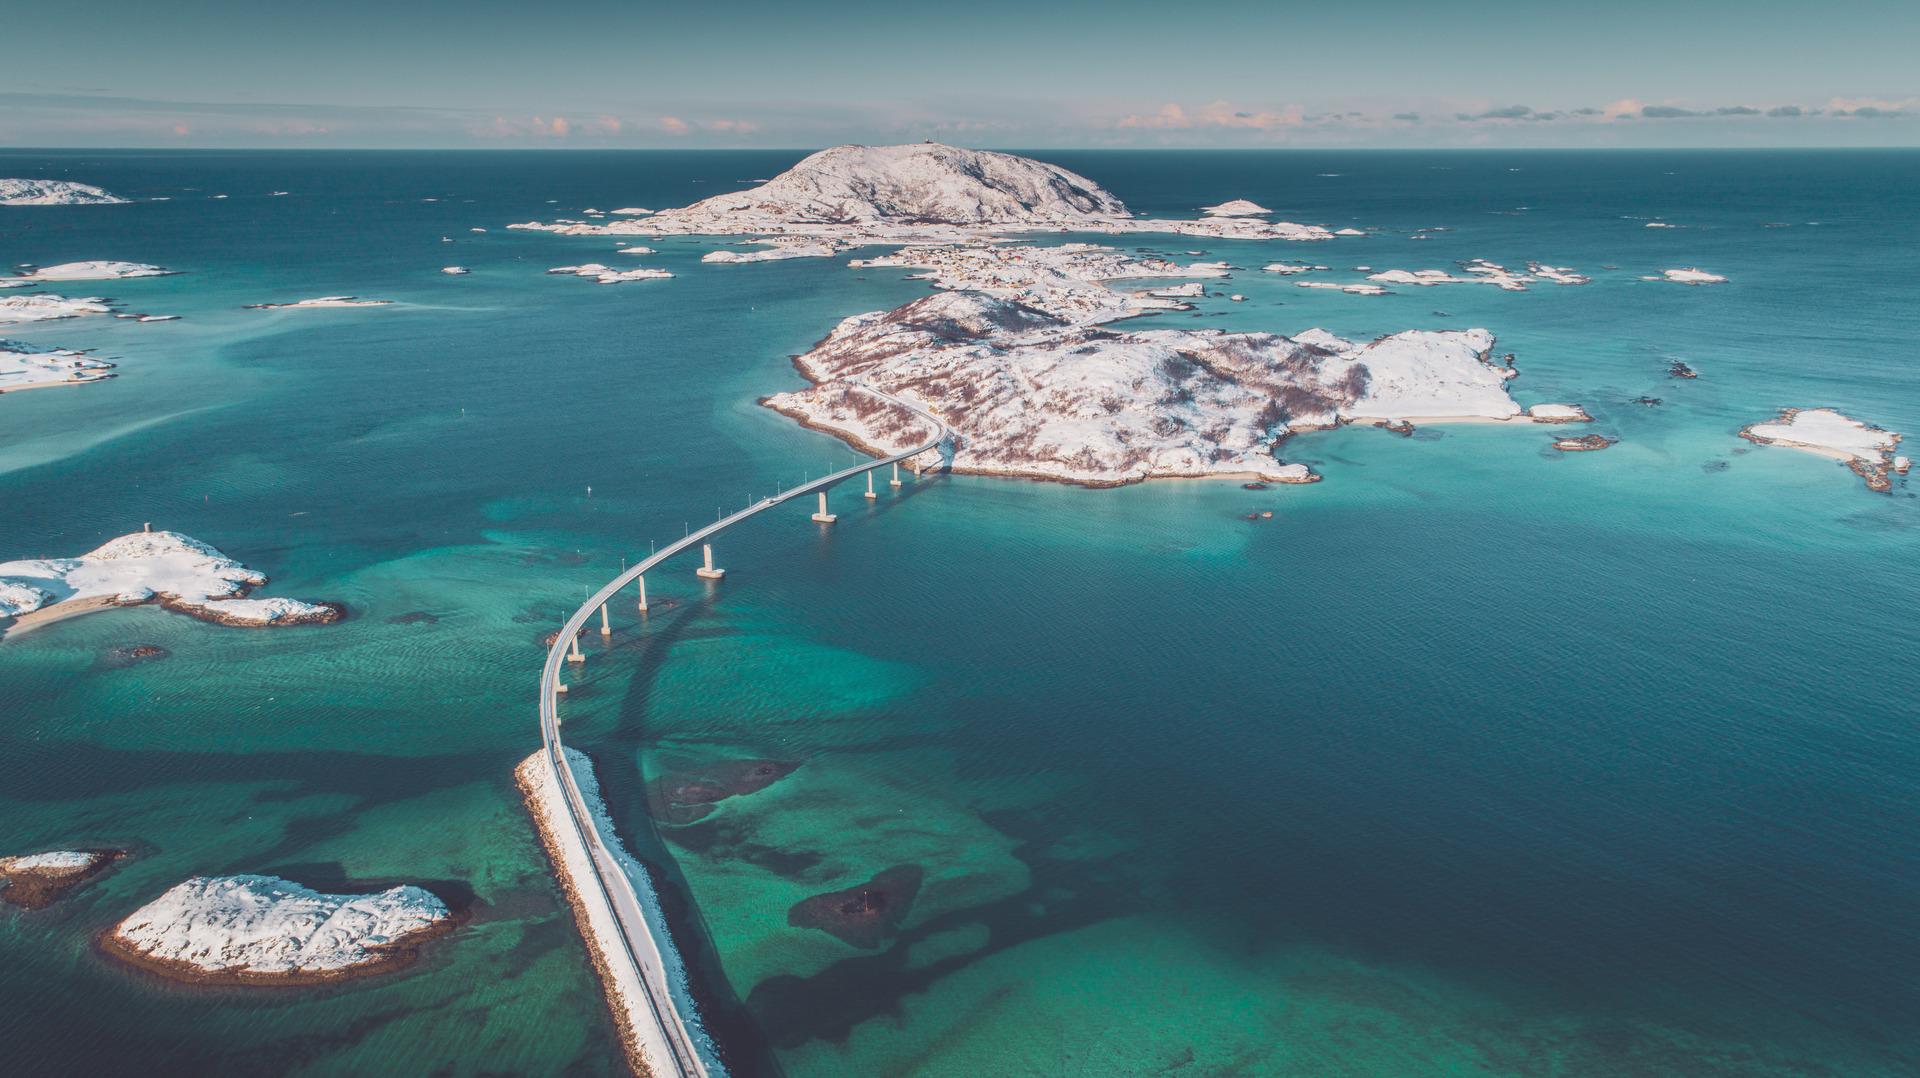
[1202,199,1272,217]
[0,850,123,909]
[505,143,1342,245]
[244,296,392,310]
[0,341,116,393]
[1648,268,1727,285]
[101,875,453,985]
[1739,408,1908,493]
[546,263,673,284]
[0,179,129,206]
[0,293,116,326]
[765,289,1584,487]
[12,261,174,282]
[1364,260,1591,292]
[0,529,344,635]
[702,239,844,263]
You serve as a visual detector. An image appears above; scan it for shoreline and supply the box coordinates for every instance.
[1736,435,1862,465]
[0,374,115,395]
[2,593,345,641]
[1,595,122,640]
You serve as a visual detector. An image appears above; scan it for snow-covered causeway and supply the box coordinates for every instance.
[103,875,452,984]
[0,529,342,630]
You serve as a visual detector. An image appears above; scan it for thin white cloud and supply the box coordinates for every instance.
[1116,101,1305,131]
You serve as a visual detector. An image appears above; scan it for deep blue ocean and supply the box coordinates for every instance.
[1,148,1917,1076]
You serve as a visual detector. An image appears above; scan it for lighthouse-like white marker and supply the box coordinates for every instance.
[811,491,837,524]
[696,543,725,580]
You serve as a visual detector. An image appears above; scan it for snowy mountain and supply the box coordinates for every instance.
[653,142,1129,228]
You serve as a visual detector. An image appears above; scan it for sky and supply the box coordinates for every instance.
[4,0,1917,149]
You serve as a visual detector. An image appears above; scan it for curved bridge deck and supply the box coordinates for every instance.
[535,386,945,1076]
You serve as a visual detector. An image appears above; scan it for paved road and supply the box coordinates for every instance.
[537,386,946,1077]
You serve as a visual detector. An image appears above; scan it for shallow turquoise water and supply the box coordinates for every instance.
[1,149,1917,1075]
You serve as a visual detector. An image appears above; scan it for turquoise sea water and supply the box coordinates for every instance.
[1,149,1917,1076]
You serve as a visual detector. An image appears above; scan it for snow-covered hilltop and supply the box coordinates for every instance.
[0,529,344,633]
[506,143,1341,244]
[0,179,129,206]
[765,290,1572,487]
[0,342,116,393]
[657,142,1128,227]
[102,875,453,984]
[1740,408,1908,493]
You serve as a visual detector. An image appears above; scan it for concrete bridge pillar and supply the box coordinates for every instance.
[636,574,649,613]
[599,603,611,636]
[890,462,902,488]
[567,632,584,663]
[865,469,877,500]
[696,543,726,580]
[812,491,837,524]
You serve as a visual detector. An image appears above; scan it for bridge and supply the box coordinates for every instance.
[534,384,947,1077]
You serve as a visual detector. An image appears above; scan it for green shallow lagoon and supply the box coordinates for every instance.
[2,149,1918,1075]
